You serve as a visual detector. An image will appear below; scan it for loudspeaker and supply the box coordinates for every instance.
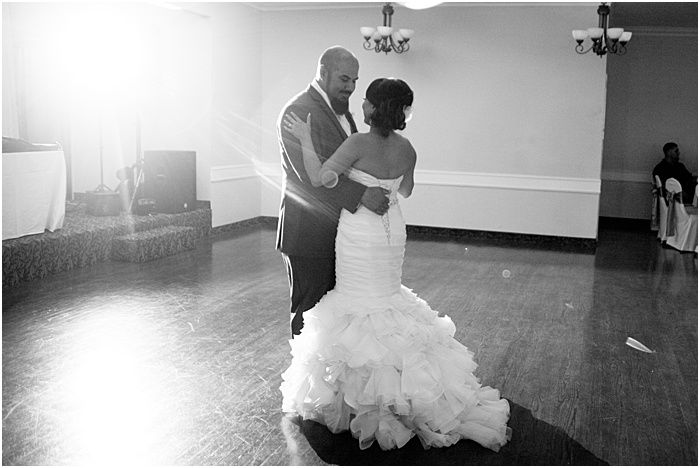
[141,150,196,214]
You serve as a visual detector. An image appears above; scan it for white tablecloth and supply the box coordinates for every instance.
[2,150,66,240]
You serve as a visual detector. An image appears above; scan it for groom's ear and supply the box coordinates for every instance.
[318,65,329,85]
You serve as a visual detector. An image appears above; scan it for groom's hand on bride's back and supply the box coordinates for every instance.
[361,186,390,215]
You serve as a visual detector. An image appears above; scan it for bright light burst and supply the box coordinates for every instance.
[51,4,149,110]
[59,307,164,464]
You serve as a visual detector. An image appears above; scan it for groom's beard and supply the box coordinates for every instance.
[329,97,349,115]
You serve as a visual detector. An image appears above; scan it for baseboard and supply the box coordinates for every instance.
[406,225,597,253]
[213,216,597,253]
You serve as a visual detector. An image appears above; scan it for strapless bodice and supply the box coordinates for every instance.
[347,168,403,204]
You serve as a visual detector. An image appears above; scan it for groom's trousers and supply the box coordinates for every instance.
[282,253,336,337]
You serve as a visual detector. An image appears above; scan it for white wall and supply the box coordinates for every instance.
[192,3,264,227]
[137,8,213,203]
[259,3,607,239]
[600,28,698,219]
[2,4,73,168]
[4,2,612,239]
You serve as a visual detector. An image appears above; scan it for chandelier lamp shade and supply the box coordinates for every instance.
[361,3,414,54]
[572,2,632,56]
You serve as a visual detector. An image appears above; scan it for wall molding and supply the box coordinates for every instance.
[218,163,602,195]
[211,164,260,182]
[413,170,600,194]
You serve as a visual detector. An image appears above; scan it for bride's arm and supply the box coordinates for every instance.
[284,112,360,188]
[318,138,361,188]
[283,112,323,186]
[398,143,417,198]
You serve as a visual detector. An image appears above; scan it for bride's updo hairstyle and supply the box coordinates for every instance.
[366,78,414,137]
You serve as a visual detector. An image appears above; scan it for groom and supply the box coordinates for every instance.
[276,46,390,337]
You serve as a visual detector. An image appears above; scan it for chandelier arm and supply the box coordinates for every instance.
[381,38,390,54]
[387,31,410,54]
[591,39,604,56]
[575,43,594,54]
[388,34,398,53]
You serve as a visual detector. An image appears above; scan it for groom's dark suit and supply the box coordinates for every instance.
[276,85,366,336]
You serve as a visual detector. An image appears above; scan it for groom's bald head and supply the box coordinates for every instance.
[316,46,359,114]
[317,46,358,78]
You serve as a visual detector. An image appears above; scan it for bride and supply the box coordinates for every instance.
[280,77,511,451]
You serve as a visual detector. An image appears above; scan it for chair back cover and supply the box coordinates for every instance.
[665,178,683,197]
[664,178,698,252]
[651,175,661,231]
[655,175,669,240]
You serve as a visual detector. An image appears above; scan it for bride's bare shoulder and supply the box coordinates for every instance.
[394,133,412,145]
[345,132,369,145]
[393,133,415,154]
[348,132,371,141]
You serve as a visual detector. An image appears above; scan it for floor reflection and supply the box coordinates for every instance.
[57,309,164,464]
[584,229,697,465]
[3,226,696,465]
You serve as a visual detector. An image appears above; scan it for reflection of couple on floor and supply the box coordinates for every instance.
[275,46,511,451]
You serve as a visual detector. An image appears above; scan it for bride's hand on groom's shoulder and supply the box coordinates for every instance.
[283,112,312,141]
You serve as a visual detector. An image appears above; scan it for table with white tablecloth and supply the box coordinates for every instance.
[2,150,66,240]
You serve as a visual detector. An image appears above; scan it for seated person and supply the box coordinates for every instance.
[653,141,697,203]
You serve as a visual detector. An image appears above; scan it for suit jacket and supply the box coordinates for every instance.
[276,85,366,258]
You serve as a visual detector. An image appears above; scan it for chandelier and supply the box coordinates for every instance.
[360,3,414,54]
[572,2,632,57]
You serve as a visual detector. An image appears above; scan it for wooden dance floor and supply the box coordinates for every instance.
[2,223,697,465]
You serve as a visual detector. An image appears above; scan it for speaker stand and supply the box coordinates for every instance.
[86,117,120,216]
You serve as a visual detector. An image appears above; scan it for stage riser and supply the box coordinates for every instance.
[112,226,197,263]
[2,203,211,289]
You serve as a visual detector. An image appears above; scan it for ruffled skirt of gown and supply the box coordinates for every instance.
[280,169,511,451]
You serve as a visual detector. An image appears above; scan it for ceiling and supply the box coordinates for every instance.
[243,1,698,29]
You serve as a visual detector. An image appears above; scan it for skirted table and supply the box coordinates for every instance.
[2,150,66,240]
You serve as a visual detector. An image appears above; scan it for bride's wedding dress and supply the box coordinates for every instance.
[280,168,511,451]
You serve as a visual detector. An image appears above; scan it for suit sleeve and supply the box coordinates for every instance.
[279,103,366,213]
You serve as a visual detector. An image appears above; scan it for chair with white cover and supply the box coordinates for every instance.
[664,177,698,253]
[654,175,668,241]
